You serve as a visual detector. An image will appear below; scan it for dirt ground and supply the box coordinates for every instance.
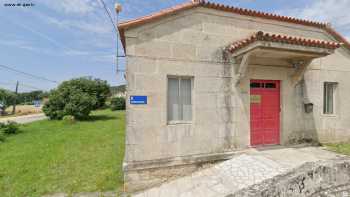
[3,105,42,117]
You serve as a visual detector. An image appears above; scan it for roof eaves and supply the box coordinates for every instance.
[117,0,349,53]
[324,26,350,52]
[226,31,342,54]
[199,1,326,29]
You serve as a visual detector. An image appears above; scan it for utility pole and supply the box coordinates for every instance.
[12,81,19,115]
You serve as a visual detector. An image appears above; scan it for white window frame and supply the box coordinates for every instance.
[323,82,338,115]
[167,76,193,124]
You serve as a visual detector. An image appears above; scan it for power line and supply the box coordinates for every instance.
[0,81,42,91]
[97,0,119,35]
[0,64,58,84]
[19,83,42,91]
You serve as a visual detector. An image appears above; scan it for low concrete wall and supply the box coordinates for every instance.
[125,160,218,193]
[230,159,350,197]
[124,150,239,192]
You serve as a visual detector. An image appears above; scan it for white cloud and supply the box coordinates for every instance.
[0,38,58,55]
[0,39,31,49]
[15,1,116,54]
[89,54,115,64]
[0,37,115,62]
[4,14,77,51]
[39,0,100,15]
[2,0,119,63]
[278,0,350,34]
[44,15,112,34]
[346,36,350,42]
[29,0,113,35]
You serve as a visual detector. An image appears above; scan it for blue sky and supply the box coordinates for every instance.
[0,0,349,92]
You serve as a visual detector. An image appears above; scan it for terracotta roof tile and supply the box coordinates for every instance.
[118,0,326,32]
[226,31,342,53]
[118,1,200,30]
[118,0,350,52]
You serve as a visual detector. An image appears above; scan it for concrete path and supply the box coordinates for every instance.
[0,113,47,124]
[133,146,344,197]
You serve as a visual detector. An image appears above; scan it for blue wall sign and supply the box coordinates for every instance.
[130,96,147,104]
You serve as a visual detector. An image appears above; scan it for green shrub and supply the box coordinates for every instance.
[110,97,126,111]
[43,77,109,120]
[0,122,5,129]
[0,121,20,135]
[0,88,16,110]
[0,131,5,142]
[61,78,110,110]
[62,115,76,124]
[64,92,97,120]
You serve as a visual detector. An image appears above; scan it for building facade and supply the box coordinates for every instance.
[118,0,350,192]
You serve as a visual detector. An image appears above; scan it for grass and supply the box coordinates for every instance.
[324,143,350,155]
[0,109,125,197]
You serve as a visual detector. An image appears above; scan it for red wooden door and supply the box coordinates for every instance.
[250,80,280,146]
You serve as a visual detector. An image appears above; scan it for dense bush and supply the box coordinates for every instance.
[60,78,110,109]
[0,88,15,110]
[1,121,20,135]
[43,77,110,120]
[0,121,20,142]
[110,97,126,111]
[0,131,5,142]
[0,123,6,142]
[0,123,4,130]
[63,91,97,120]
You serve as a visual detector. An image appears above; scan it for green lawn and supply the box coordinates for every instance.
[0,109,125,197]
[325,143,350,155]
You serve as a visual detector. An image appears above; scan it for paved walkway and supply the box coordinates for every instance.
[0,113,47,124]
[133,146,344,197]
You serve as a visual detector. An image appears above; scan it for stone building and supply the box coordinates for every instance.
[117,0,350,192]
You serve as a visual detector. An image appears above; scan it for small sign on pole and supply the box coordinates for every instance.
[34,100,41,108]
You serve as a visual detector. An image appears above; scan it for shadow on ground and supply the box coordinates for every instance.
[82,114,118,122]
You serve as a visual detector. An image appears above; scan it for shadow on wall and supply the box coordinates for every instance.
[287,80,319,145]
[220,60,235,150]
[231,58,250,149]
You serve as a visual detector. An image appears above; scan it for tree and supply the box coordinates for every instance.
[0,88,15,110]
[43,78,110,120]
[16,90,48,105]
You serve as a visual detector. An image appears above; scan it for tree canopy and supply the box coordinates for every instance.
[43,77,110,120]
[0,89,15,109]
